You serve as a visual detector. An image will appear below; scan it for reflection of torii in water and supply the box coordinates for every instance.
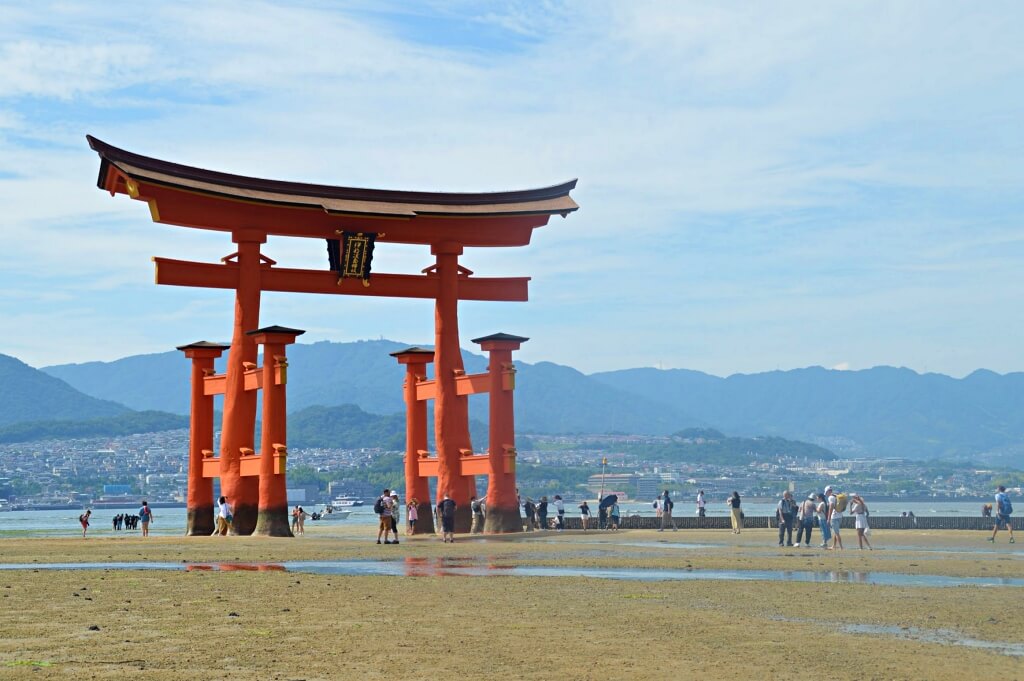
[87,136,578,536]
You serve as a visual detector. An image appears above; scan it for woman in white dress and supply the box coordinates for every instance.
[849,493,872,550]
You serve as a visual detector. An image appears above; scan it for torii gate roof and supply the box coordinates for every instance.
[88,135,578,223]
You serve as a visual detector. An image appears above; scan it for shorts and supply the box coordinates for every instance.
[379,516,392,532]
[995,514,1011,530]
[441,516,455,533]
[830,517,843,535]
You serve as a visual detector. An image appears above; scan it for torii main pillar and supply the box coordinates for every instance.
[432,243,477,533]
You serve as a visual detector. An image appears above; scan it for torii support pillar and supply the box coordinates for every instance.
[391,347,436,535]
[473,333,528,533]
[178,341,230,536]
[249,325,304,537]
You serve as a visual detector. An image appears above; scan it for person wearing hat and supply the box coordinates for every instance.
[826,485,844,550]
[776,491,797,547]
[795,494,816,547]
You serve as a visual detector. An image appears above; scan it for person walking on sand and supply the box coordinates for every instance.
[296,506,308,536]
[826,486,844,550]
[609,501,621,530]
[216,496,233,536]
[696,490,706,518]
[138,501,154,537]
[795,495,816,548]
[579,500,591,531]
[407,497,419,535]
[389,494,400,543]
[470,495,485,534]
[291,505,300,535]
[849,493,873,550]
[815,493,832,548]
[989,485,1015,544]
[660,489,677,531]
[536,496,549,530]
[776,491,797,547]
[376,491,395,544]
[438,494,457,543]
[79,509,91,537]
[554,495,565,531]
[728,491,743,534]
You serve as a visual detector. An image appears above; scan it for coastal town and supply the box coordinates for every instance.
[1,428,1016,511]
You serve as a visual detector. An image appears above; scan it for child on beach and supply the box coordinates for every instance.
[79,509,91,537]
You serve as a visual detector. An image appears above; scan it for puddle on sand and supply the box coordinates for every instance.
[1,559,1023,587]
[840,624,1024,657]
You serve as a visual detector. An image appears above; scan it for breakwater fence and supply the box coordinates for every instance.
[551,516,1021,531]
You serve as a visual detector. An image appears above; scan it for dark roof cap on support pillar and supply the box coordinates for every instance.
[471,333,529,344]
[389,346,436,357]
[245,325,306,336]
[176,341,230,351]
[390,347,436,364]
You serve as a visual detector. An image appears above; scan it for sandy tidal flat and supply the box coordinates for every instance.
[0,527,1020,680]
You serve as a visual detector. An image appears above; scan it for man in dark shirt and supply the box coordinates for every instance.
[438,494,457,543]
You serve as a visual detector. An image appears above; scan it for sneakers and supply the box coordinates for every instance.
[392,540,400,545]
[794,543,801,548]
[376,540,382,544]
[384,540,392,544]
[987,537,995,542]
[1011,538,1016,543]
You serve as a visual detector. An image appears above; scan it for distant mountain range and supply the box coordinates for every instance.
[0,340,1017,462]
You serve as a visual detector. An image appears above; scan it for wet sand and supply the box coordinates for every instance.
[0,527,1020,679]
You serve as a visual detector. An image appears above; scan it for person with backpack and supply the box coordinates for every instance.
[375,489,396,544]
[826,486,844,550]
[989,485,1015,544]
[138,501,154,537]
[79,509,91,537]
[727,491,742,534]
[776,491,797,547]
[659,490,677,531]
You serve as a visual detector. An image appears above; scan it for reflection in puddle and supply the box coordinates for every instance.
[1,560,1022,587]
[841,624,1024,657]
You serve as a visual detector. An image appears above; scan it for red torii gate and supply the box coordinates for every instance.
[88,136,577,535]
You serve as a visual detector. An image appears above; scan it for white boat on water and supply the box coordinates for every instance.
[330,497,365,508]
[317,507,351,520]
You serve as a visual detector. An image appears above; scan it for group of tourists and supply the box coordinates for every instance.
[109,511,144,532]
[771,486,871,550]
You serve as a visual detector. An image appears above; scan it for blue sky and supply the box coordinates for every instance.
[1,1,1022,377]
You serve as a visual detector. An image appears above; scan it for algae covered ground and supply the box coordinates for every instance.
[0,526,1020,680]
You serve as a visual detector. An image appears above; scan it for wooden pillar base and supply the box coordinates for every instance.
[231,503,258,536]
[253,508,294,537]
[186,506,216,536]
[411,502,435,535]
[484,506,524,534]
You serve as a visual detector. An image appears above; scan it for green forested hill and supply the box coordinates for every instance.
[0,353,130,427]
